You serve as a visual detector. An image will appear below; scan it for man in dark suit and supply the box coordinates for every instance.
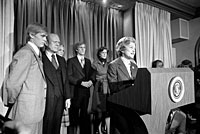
[107,37,148,134]
[67,42,94,134]
[42,33,71,134]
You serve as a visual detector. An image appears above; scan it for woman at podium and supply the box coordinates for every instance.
[107,37,148,134]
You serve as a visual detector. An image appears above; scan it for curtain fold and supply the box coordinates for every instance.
[15,0,123,61]
[135,2,174,68]
[0,0,14,115]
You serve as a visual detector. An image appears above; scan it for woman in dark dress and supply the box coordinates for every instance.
[92,47,110,134]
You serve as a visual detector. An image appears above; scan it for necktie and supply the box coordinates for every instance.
[81,58,85,68]
[38,51,42,59]
[52,54,58,69]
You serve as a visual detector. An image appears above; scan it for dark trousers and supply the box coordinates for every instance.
[68,95,91,134]
[43,96,64,134]
[108,102,148,134]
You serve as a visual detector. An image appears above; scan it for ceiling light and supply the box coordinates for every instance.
[102,0,107,4]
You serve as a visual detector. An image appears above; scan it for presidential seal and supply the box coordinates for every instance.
[168,76,185,103]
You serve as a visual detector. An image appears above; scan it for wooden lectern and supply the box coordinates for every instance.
[108,68,195,134]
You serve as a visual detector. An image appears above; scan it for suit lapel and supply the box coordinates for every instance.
[57,55,66,83]
[74,57,85,77]
[42,53,57,85]
[118,58,131,79]
[26,44,46,80]
[84,58,89,75]
[130,62,138,79]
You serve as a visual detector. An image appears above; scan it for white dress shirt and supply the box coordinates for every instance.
[28,41,40,56]
[77,55,85,67]
[46,50,59,66]
[121,57,132,77]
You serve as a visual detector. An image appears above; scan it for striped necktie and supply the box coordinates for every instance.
[80,58,85,68]
[51,54,58,69]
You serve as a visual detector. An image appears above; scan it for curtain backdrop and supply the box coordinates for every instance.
[0,0,14,115]
[15,0,123,61]
[0,0,122,116]
[135,2,174,68]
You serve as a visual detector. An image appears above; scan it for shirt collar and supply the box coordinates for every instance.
[45,50,58,61]
[77,55,84,61]
[28,41,40,56]
[121,57,131,66]
[46,50,53,57]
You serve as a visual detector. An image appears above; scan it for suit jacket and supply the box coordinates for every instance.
[42,53,71,100]
[42,53,71,134]
[4,43,46,124]
[166,109,186,134]
[67,56,95,98]
[107,57,138,94]
[107,57,148,134]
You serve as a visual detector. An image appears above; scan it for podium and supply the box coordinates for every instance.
[108,68,195,134]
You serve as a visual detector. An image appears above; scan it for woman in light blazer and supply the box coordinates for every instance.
[107,37,148,134]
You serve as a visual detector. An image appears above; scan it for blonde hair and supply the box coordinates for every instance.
[116,37,135,56]
[26,23,47,42]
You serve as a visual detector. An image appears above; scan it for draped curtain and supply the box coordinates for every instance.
[0,0,122,116]
[15,0,123,61]
[135,2,174,68]
[0,0,14,115]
